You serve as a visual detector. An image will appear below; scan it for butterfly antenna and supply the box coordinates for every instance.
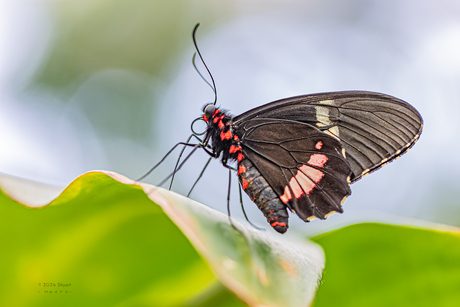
[192,54,215,96]
[192,23,217,105]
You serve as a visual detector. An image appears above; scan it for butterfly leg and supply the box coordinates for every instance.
[187,157,212,197]
[226,167,238,232]
[219,165,244,235]
[238,182,264,231]
[221,162,263,230]
[169,133,209,189]
[156,145,202,187]
[137,138,203,181]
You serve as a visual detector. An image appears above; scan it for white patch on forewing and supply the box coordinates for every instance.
[315,101,339,140]
[314,105,331,127]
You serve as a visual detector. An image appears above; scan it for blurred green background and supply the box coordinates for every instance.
[1,0,460,244]
[1,1,460,305]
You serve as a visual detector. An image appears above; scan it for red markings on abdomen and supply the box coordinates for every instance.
[241,178,249,190]
[271,221,287,228]
[220,130,233,140]
[229,145,242,153]
[238,158,290,233]
[238,164,247,175]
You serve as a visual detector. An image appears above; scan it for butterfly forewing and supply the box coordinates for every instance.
[233,91,423,182]
[236,119,352,221]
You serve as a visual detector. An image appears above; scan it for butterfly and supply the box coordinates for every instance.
[141,24,423,234]
[201,90,423,234]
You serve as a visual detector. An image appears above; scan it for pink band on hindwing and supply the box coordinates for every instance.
[279,156,327,203]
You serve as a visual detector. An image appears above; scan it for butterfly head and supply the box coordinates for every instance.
[202,103,217,122]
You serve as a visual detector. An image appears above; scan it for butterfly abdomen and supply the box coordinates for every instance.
[238,158,289,233]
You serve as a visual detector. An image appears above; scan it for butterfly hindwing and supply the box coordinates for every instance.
[236,119,352,221]
[233,91,423,182]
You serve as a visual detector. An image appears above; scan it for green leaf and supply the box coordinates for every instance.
[311,223,460,307]
[0,171,325,307]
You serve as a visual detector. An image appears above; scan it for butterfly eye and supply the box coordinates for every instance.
[203,104,216,119]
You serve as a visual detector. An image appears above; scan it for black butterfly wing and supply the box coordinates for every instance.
[233,91,423,182]
[235,119,352,221]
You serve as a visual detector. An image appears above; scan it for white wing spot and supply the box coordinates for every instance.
[315,106,331,127]
[315,103,340,140]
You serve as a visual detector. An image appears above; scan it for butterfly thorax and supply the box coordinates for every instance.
[202,107,243,165]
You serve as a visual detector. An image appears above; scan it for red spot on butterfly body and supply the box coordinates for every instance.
[271,221,287,228]
[220,130,233,140]
[213,114,224,124]
[238,164,247,175]
[229,145,242,153]
[237,153,244,162]
[203,114,209,121]
[242,178,249,189]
